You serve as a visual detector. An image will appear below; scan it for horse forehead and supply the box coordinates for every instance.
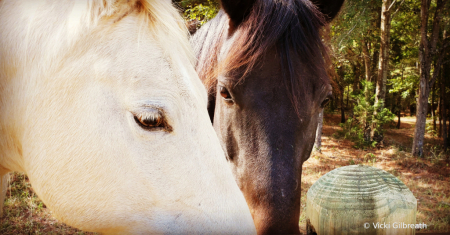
[1,0,207,108]
[96,41,207,108]
[119,45,205,102]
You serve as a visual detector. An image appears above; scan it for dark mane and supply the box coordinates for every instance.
[192,0,330,115]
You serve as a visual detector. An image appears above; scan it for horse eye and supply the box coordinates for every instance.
[321,94,332,108]
[133,111,172,132]
[219,86,232,100]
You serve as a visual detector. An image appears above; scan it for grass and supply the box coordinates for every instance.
[0,114,449,234]
[0,173,96,235]
[299,113,450,233]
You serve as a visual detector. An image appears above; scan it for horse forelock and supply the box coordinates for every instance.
[195,0,332,116]
[134,0,194,66]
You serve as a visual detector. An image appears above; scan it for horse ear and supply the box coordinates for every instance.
[220,0,256,29]
[311,0,345,22]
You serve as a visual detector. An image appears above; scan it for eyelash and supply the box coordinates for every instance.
[133,111,172,132]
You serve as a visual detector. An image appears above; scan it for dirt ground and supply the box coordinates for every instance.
[1,113,449,234]
[299,113,450,234]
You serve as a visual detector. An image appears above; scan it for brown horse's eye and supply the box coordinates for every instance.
[219,86,232,100]
[321,94,332,108]
[133,111,172,132]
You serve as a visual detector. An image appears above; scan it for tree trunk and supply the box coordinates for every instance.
[363,83,372,142]
[314,110,324,153]
[441,52,448,150]
[340,90,346,123]
[413,81,431,157]
[412,0,448,157]
[346,85,349,109]
[397,94,402,129]
[444,114,448,144]
[447,108,450,152]
[432,81,436,131]
[396,66,404,130]
[337,66,346,124]
[330,95,335,112]
[352,61,361,95]
[362,38,372,83]
[371,0,392,141]
[438,94,442,137]
[441,70,448,150]
[370,5,382,81]
[362,38,372,125]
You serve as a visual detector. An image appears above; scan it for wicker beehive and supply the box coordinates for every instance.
[306,165,417,235]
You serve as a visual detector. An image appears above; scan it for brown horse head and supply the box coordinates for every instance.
[191,0,343,233]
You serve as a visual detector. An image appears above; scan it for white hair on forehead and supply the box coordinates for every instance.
[0,0,197,100]
[133,0,195,66]
[5,0,194,72]
[90,0,195,66]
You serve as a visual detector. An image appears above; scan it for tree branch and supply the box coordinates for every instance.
[391,0,406,18]
[338,8,366,48]
[387,0,397,11]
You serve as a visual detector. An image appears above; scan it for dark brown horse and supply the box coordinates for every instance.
[191,0,343,234]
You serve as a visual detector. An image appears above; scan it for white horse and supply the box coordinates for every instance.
[0,0,256,234]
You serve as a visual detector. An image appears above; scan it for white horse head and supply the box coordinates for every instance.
[0,0,255,233]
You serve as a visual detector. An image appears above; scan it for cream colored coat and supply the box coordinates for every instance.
[0,0,255,234]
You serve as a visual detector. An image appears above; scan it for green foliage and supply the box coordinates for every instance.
[337,117,369,148]
[364,153,377,164]
[387,0,421,110]
[329,0,423,123]
[176,0,219,26]
[336,81,396,148]
[330,0,379,52]
[426,122,438,137]
[389,66,419,99]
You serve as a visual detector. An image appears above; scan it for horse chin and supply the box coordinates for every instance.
[247,194,301,234]
[253,216,300,235]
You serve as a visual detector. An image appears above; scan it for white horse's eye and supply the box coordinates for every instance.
[133,110,172,132]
